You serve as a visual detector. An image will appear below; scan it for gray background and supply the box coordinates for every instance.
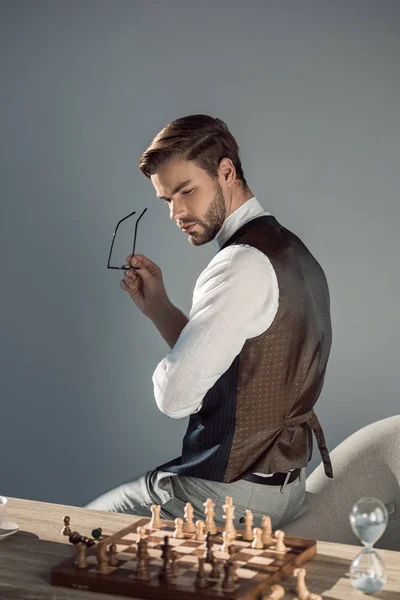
[1,0,399,507]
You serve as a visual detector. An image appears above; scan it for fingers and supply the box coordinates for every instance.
[120,269,139,293]
[126,254,156,270]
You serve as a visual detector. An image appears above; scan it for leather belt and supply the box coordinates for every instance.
[242,468,301,486]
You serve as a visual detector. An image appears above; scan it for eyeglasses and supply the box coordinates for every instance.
[107,208,147,270]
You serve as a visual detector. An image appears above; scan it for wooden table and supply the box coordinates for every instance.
[1,497,399,599]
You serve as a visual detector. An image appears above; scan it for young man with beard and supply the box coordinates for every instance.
[86,115,333,529]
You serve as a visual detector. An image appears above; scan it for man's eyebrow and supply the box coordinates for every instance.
[157,180,193,200]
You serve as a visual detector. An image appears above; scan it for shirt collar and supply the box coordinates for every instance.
[213,196,270,251]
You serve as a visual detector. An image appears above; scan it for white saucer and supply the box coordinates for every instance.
[0,520,19,539]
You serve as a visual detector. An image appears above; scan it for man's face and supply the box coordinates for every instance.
[151,158,227,246]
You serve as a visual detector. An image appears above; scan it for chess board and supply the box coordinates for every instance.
[51,518,317,599]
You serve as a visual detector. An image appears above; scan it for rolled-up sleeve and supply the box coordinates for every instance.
[152,245,279,418]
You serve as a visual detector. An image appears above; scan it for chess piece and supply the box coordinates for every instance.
[223,496,237,539]
[242,509,254,541]
[135,537,150,580]
[149,504,161,529]
[96,543,110,574]
[228,545,239,582]
[195,557,208,589]
[109,543,118,566]
[274,530,286,553]
[173,517,184,538]
[221,530,233,553]
[293,567,322,600]
[183,502,196,533]
[261,515,273,545]
[62,516,71,536]
[75,542,88,569]
[209,554,221,580]
[195,519,205,541]
[203,531,214,563]
[262,584,286,600]
[222,558,236,592]
[136,526,147,540]
[251,527,263,549]
[91,527,103,540]
[203,498,217,534]
[159,535,174,583]
[171,550,179,577]
[69,531,95,547]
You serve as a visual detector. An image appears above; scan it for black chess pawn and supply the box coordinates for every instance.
[203,531,214,564]
[109,543,119,567]
[159,535,174,583]
[209,554,221,580]
[228,545,239,582]
[170,550,179,577]
[195,557,208,589]
[62,516,72,536]
[222,559,236,592]
[136,538,150,580]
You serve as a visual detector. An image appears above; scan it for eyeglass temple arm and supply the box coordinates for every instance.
[107,207,147,268]
[132,208,147,257]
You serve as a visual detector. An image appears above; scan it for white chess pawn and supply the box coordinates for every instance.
[242,509,254,541]
[221,530,233,553]
[149,504,161,529]
[274,530,286,552]
[195,519,205,541]
[136,526,147,540]
[261,515,273,545]
[173,517,184,539]
[251,527,263,549]
[183,502,196,533]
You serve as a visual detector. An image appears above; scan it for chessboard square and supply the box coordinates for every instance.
[119,560,136,570]
[203,563,212,573]
[168,538,186,546]
[174,545,197,554]
[86,556,97,565]
[214,550,230,560]
[118,552,136,561]
[177,554,198,564]
[248,556,275,565]
[152,529,173,538]
[183,540,202,548]
[212,543,222,552]
[240,548,264,555]
[148,548,162,559]
[122,533,138,542]
[236,567,258,579]
[150,557,163,566]
[232,540,251,547]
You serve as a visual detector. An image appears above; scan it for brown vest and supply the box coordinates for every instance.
[157,215,333,482]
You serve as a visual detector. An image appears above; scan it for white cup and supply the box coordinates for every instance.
[0,496,8,527]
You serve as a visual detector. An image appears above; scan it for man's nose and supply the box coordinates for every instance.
[169,200,188,222]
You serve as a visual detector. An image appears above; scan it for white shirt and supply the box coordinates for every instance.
[152,196,280,419]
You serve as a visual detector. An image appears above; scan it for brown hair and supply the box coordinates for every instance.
[138,114,249,190]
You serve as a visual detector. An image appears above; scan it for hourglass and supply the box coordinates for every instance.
[349,497,389,593]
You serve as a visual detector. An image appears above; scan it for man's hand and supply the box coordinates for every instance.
[121,254,170,318]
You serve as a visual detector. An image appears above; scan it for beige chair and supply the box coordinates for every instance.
[283,415,400,551]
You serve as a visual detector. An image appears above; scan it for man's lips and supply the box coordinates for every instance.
[181,224,196,233]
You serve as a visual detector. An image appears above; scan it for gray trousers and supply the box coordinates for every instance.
[85,468,306,531]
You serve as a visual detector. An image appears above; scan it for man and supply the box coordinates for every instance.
[86,115,333,529]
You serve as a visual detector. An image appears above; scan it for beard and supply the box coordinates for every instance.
[187,182,227,246]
